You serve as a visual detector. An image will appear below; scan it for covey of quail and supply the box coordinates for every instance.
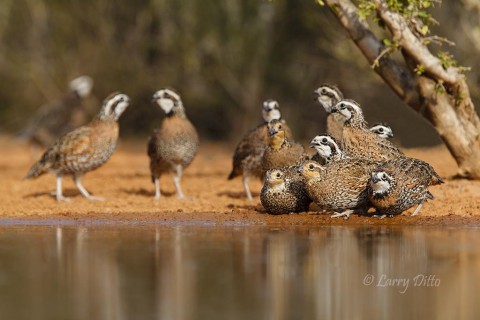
[148,88,199,200]
[25,92,130,201]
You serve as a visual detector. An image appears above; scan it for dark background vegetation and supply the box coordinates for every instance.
[0,0,478,147]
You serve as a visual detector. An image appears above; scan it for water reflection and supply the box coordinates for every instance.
[0,225,478,319]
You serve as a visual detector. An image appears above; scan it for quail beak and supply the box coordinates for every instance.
[387,132,394,138]
[310,142,320,148]
[312,90,319,100]
[268,128,277,136]
[371,174,380,183]
[330,107,338,113]
[297,166,304,173]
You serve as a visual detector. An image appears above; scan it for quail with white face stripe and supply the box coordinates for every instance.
[369,157,443,216]
[369,123,394,139]
[25,92,131,201]
[313,84,345,141]
[309,134,345,165]
[148,88,199,200]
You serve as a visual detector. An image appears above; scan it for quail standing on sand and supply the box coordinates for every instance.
[331,100,403,161]
[20,75,94,149]
[369,157,443,216]
[313,84,344,142]
[25,92,131,201]
[262,119,307,172]
[148,88,199,200]
[228,99,293,201]
[260,167,311,214]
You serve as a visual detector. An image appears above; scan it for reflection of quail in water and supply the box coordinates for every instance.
[262,119,307,172]
[313,84,344,142]
[20,76,94,149]
[228,99,293,201]
[260,167,311,214]
[369,123,394,139]
[299,159,377,219]
[148,89,199,200]
[331,100,403,161]
[309,134,345,165]
[369,157,443,216]
[24,92,130,201]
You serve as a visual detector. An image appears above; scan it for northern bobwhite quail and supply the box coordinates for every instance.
[228,99,293,201]
[148,88,199,200]
[298,159,378,218]
[369,157,443,216]
[309,134,345,165]
[313,84,344,142]
[260,166,311,214]
[24,92,130,201]
[262,119,307,172]
[331,99,403,161]
[19,75,94,149]
[369,123,394,139]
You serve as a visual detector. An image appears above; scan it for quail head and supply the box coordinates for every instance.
[309,134,345,164]
[369,123,394,139]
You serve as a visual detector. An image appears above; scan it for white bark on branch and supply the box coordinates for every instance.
[372,0,460,85]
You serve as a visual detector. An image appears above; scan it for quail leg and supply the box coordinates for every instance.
[173,164,186,199]
[153,177,161,200]
[55,176,70,202]
[331,209,354,219]
[411,202,424,216]
[74,174,104,201]
[243,176,253,201]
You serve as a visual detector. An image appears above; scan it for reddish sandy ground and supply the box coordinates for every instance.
[1,135,480,226]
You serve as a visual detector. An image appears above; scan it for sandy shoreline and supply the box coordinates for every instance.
[1,135,480,226]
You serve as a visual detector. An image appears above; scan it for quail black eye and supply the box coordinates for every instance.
[340,103,345,109]
[381,173,387,180]
[309,164,314,170]
[379,128,384,132]
[278,125,282,129]
[276,173,281,178]
[321,88,327,94]
[321,138,327,143]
